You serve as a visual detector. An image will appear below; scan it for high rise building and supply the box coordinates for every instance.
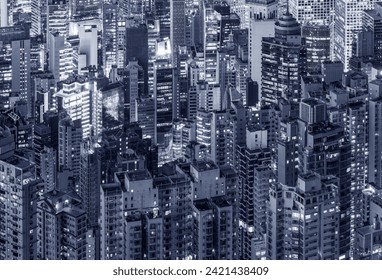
[154,59,177,164]
[289,0,333,24]
[237,126,271,259]
[102,3,118,76]
[36,190,87,260]
[248,19,275,86]
[54,75,101,139]
[154,0,171,39]
[261,13,304,104]
[0,143,40,260]
[58,117,82,178]
[203,2,221,84]
[297,99,352,258]
[31,0,48,37]
[78,25,98,72]
[302,23,331,74]
[126,22,149,93]
[368,76,382,189]
[362,2,382,61]
[0,25,32,117]
[48,32,73,82]
[170,0,185,65]
[267,173,340,259]
[47,0,69,44]
[121,59,145,124]
[333,0,375,71]
[0,0,9,27]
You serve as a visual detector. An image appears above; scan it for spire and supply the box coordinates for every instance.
[286,0,290,15]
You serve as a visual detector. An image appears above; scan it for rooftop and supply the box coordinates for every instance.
[194,199,213,212]
[191,160,218,172]
[212,196,231,208]
[126,169,152,182]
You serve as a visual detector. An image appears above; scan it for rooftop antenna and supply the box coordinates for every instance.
[285,0,290,16]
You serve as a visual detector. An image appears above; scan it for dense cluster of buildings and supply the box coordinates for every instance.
[1,0,382,260]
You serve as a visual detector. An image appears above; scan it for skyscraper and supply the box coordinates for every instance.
[261,13,304,104]
[267,173,340,260]
[126,22,149,93]
[0,25,32,117]
[333,0,375,71]
[289,0,333,24]
[170,0,186,65]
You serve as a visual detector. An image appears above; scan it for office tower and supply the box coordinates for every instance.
[122,59,145,124]
[247,103,281,156]
[195,109,212,159]
[154,0,171,39]
[33,72,57,122]
[48,32,73,82]
[116,18,126,69]
[347,101,368,229]
[362,3,382,61]
[80,140,101,227]
[261,13,304,105]
[248,19,275,85]
[154,59,176,164]
[220,14,240,46]
[103,3,118,76]
[47,0,69,43]
[0,142,40,260]
[218,43,238,100]
[196,81,222,111]
[176,46,191,118]
[277,119,299,187]
[369,76,382,188]
[31,0,47,37]
[136,97,156,143]
[54,75,100,139]
[170,0,185,65]
[302,23,330,74]
[246,79,259,106]
[78,25,98,72]
[172,119,195,161]
[289,0,333,24]
[126,22,149,93]
[101,81,123,126]
[30,36,46,72]
[203,1,240,84]
[0,25,32,117]
[203,2,222,85]
[147,17,160,96]
[333,0,375,72]
[0,0,9,27]
[233,31,249,104]
[267,173,340,259]
[36,190,87,260]
[196,103,245,167]
[70,0,101,17]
